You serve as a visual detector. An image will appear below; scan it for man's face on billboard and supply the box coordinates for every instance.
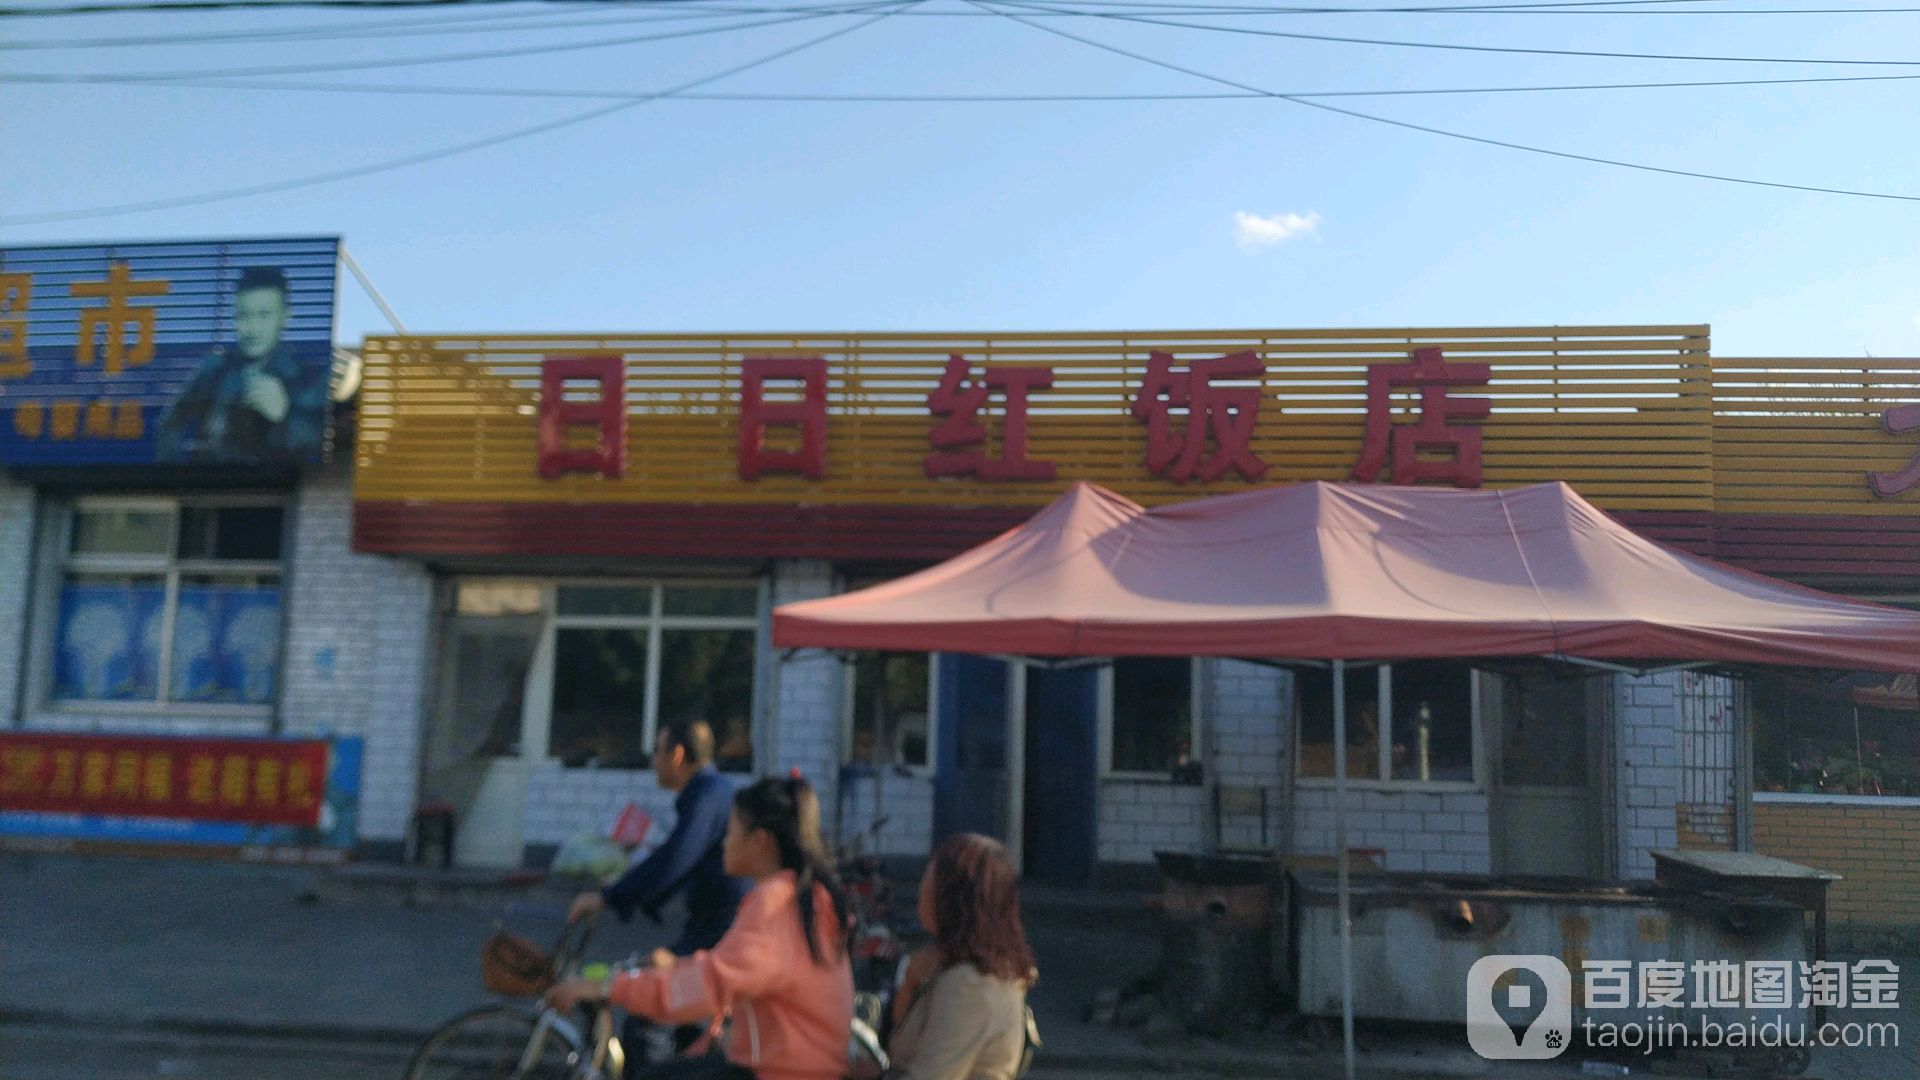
[234,286,289,361]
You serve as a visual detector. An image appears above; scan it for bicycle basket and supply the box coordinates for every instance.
[481,930,554,997]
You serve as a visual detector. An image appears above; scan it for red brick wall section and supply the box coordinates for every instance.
[1752,802,1920,928]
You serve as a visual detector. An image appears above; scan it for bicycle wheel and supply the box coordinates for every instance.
[405,1005,581,1080]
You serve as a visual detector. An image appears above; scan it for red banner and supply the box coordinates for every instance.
[0,733,329,826]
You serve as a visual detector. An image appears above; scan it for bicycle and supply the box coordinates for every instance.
[406,909,890,1080]
[406,911,622,1080]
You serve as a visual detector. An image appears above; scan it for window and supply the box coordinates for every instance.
[1753,673,1920,798]
[52,499,285,707]
[530,582,760,772]
[845,652,932,769]
[1106,657,1197,776]
[1297,663,1477,785]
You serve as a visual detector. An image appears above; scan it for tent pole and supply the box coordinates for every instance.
[1333,658,1356,1080]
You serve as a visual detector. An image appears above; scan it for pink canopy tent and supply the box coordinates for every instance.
[773,480,1920,672]
[774,480,1920,1080]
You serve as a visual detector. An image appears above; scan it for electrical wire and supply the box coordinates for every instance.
[1,0,558,16]
[13,67,1920,97]
[28,3,896,80]
[0,3,773,50]
[11,0,1920,16]
[0,2,914,225]
[993,0,1920,63]
[966,0,1920,200]
[11,0,1920,41]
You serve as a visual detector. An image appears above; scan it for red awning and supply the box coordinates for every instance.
[773,481,1920,672]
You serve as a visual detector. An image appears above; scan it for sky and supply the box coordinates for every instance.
[2,0,1918,355]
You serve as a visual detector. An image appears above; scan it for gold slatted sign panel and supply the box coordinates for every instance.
[357,326,1712,510]
[1710,358,1920,516]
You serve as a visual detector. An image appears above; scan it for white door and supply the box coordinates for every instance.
[1487,669,1600,878]
[425,614,543,869]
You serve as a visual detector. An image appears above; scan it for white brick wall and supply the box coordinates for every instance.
[771,560,842,811]
[277,476,434,843]
[1208,661,1289,850]
[1614,672,1682,879]
[1097,779,1208,863]
[1291,785,1492,873]
[837,770,935,857]
[521,760,684,848]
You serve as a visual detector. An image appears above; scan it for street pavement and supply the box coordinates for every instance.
[1,851,1913,1080]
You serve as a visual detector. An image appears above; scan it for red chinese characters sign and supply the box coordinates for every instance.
[1350,347,1492,488]
[1868,403,1920,499]
[0,732,328,826]
[530,347,1500,488]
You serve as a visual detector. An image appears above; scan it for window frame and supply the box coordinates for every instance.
[1097,657,1203,782]
[41,493,288,717]
[1293,663,1485,793]
[492,577,764,772]
[839,651,939,777]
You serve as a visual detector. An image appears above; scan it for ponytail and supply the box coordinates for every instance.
[733,776,850,966]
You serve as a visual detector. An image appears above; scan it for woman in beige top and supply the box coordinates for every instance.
[886,834,1036,1080]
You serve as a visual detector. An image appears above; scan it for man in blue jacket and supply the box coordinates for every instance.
[568,719,746,1059]
[568,719,747,952]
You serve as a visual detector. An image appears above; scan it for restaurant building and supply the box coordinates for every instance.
[346,326,1918,936]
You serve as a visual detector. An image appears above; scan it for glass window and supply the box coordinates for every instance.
[1500,668,1589,788]
[663,586,758,619]
[1110,658,1194,775]
[1389,662,1474,783]
[658,628,757,773]
[1298,663,1476,784]
[53,499,284,708]
[1297,666,1381,779]
[557,585,653,618]
[70,508,171,557]
[1753,674,1920,798]
[549,628,651,769]
[178,506,284,562]
[52,573,165,701]
[168,574,281,704]
[529,578,762,771]
[848,652,931,769]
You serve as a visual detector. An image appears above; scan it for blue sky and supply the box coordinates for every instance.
[2,0,1918,355]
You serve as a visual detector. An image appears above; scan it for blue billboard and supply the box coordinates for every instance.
[0,237,339,467]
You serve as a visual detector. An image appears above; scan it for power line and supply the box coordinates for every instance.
[25,4,892,80]
[994,0,1920,63]
[0,3,912,225]
[968,0,1920,200]
[0,4,761,50]
[1,0,556,16]
[12,0,1920,16]
[13,67,1920,97]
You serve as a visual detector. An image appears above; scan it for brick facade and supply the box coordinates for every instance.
[277,477,434,843]
[1754,799,1920,929]
[0,475,435,845]
[1614,672,1683,879]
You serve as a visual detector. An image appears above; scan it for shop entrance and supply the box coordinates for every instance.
[934,656,1098,882]
[423,613,541,868]
[1021,666,1098,885]
[1486,669,1605,878]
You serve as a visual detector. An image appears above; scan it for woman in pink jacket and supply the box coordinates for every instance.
[549,776,854,1080]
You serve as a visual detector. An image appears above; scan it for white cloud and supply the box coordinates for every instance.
[1234,210,1321,249]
